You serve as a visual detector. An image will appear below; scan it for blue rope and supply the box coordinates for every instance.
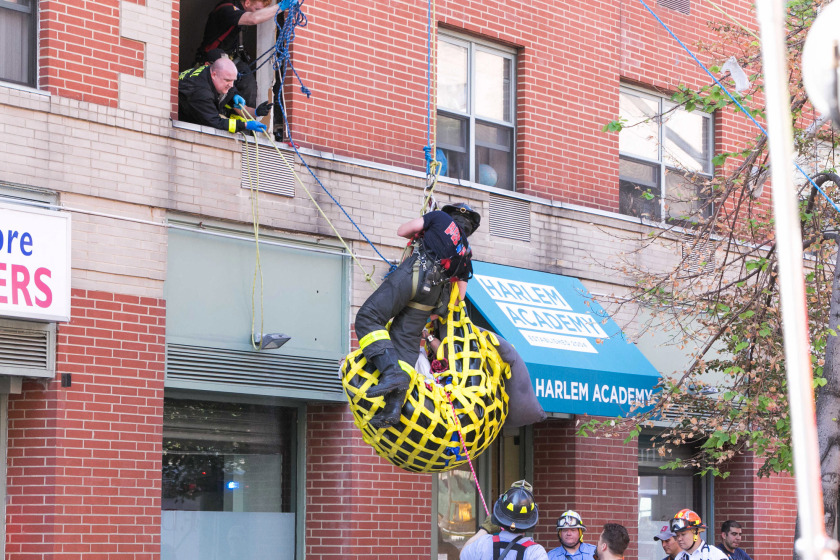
[635,0,840,214]
[272,1,396,271]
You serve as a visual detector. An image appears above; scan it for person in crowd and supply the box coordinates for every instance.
[178,57,267,134]
[548,511,596,560]
[654,524,680,560]
[594,524,630,560]
[460,480,548,560]
[670,509,728,560]
[715,520,753,560]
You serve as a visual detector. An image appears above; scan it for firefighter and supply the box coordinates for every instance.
[670,509,728,560]
[178,58,267,134]
[460,480,548,560]
[548,511,596,560]
[355,203,480,429]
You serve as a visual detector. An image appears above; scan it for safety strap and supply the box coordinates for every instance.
[406,301,435,311]
[204,3,237,53]
[492,535,526,560]
[358,329,390,349]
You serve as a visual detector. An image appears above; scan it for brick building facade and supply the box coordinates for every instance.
[0,0,799,559]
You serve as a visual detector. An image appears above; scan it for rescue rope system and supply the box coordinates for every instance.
[236,0,509,492]
[341,284,509,478]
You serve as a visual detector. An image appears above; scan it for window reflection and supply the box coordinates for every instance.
[438,41,468,113]
[437,466,477,560]
[161,398,297,560]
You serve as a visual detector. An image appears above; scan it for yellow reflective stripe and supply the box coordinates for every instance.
[228,118,237,133]
[406,301,435,311]
[359,330,390,349]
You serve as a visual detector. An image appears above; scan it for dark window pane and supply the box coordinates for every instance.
[162,398,296,512]
[437,113,469,182]
[619,157,661,220]
[0,5,34,86]
[162,399,297,560]
[475,121,513,190]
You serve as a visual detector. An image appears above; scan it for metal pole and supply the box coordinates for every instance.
[755,3,832,560]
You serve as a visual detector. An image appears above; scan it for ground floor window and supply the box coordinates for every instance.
[638,433,708,560]
[161,397,298,560]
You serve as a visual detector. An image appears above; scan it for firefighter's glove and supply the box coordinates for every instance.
[255,101,273,117]
[245,121,267,133]
[233,94,246,108]
[481,516,501,534]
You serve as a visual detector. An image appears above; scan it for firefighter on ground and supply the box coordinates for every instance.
[670,509,728,560]
[354,203,480,429]
[459,480,548,560]
[548,511,596,560]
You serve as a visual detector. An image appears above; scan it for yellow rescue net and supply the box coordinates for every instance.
[341,285,511,473]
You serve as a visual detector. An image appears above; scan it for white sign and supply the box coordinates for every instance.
[474,273,608,353]
[0,203,71,322]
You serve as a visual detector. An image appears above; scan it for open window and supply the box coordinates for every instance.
[176,0,284,136]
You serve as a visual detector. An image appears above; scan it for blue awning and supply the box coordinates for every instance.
[466,261,661,417]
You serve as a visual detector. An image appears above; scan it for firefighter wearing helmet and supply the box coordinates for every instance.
[460,481,549,560]
[670,509,728,560]
[547,511,596,560]
[353,202,479,429]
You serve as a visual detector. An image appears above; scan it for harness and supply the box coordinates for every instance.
[492,535,535,560]
[203,2,238,54]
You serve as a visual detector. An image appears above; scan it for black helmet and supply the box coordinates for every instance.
[491,480,538,532]
[442,203,481,236]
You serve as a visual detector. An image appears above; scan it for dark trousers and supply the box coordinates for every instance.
[234,57,257,107]
[355,253,450,365]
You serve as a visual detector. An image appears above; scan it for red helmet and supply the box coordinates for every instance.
[670,509,706,533]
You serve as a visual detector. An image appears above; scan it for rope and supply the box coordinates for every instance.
[635,0,840,214]
[443,388,491,517]
[237,106,385,288]
[241,133,265,350]
[422,0,441,213]
[267,1,396,276]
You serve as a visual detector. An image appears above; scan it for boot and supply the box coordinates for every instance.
[366,349,410,398]
[369,388,407,429]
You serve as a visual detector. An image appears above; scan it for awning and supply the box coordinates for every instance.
[466,261,661,417]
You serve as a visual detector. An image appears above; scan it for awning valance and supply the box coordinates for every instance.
[466,261,661,417]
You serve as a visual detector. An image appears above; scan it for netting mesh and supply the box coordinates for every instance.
[342,288,510,473]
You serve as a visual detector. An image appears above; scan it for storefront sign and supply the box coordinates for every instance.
[467,261,660,417]
[0,203,71,322]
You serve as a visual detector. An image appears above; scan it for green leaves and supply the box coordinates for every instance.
[602,118,626,133]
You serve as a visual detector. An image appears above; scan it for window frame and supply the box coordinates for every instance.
[618,85,715,223]
[437,31,517,190]
[161,390,308,560]
[0,0,37,88]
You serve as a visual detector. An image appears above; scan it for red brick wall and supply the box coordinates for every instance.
[6,289,165,559]
[281,0,759,211]
[533,418,639,557]
[39,0,145,105]
[715,452,797,560]
[306,403,432,560]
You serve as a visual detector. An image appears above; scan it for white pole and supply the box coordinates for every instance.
[755,3,832,560]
